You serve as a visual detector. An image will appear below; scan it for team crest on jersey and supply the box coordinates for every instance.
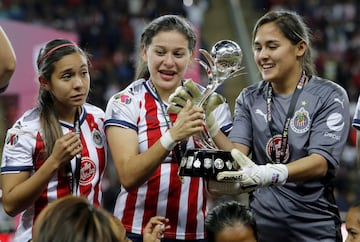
[92,129,103,148]
[265,134,290,163]
[290,107,310,134]
[80,157,96,186]
[115,92,132,105]
[5,133,18,147]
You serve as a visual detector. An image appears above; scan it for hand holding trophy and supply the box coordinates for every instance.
[168,40,245,196]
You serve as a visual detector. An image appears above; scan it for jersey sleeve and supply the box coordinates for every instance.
[308,83,350,174]
[228,89,253,146]
[212,97,233,135]
[104,90,140,131]
[1,122,36,173]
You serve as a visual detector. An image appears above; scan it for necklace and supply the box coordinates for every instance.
[266,72,307,163]
[150,80,187,164]
[66,108,82,194]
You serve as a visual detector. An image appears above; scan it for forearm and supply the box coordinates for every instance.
[286,153,328,182]
[213,131,235,151]
[116,141,170,191]
[2,158,59,216]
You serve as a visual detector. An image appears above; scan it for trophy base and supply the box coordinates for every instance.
[178,149,237,178]
[178,149,243,196]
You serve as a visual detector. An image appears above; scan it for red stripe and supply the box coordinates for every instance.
[164,163,181,238]
[32,132,70,223]
[79,114,106,206]
[185,178,200,240]
[121,190,138,230]
[142,93,161,230]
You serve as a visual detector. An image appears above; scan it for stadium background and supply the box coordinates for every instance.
[0,0,359,240]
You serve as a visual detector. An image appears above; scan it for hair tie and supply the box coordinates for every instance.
[38,43,77,66]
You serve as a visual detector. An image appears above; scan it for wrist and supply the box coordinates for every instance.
[263,163,288,186]
[160,131,176,151]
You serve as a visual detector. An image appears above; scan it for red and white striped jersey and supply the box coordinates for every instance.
[1,103,107,242]
[105,79,233,240]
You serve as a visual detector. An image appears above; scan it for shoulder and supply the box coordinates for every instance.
[236,80,267,102]
[83,103,105,116]
[15,107,41,129]
[307,76,348,98]
[123,79,147,96]
[108,79,147,103]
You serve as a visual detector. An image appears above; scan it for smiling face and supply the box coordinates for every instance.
[40,52,90,118]
[142,30,193,99]
[253,22,305,88]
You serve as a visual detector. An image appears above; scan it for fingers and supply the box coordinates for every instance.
[231,148,254,168]
[144,216,170,240]
[167,104,181,114]
[205,93,225,116]
[216,170,244,182]
[183,79,201,99]
[168,84,195,114]
[171,101,204,141]
[53,132,82,159]
[171,86,193,102]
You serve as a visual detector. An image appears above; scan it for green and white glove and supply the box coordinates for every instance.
[217,149,288,193]
[167,79,225,137]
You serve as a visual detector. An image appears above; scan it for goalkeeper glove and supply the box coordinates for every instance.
[216,149,288,193]
[167,79,224,137]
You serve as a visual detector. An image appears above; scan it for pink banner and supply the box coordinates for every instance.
[0,20,78,120]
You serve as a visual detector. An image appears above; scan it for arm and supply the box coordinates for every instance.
[106,100,204,191]
[1,132,81,216]
[286,153,327,182]
[0,26,16,92]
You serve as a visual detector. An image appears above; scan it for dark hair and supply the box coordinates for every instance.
[32,196,121,242]
[135,14,197,80]
[205,201,257,242]
[252,10,315,76]
[36,38,89,156]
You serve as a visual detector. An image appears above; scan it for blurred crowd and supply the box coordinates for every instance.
[0,0,359,232]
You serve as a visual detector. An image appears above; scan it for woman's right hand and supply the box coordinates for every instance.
[49,132,82,168]
[169,99,205,142]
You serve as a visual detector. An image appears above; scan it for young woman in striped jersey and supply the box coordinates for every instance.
[105,15,232,242]
[1,38,107,242]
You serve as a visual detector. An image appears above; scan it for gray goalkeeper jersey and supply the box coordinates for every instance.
[229,76,349,242]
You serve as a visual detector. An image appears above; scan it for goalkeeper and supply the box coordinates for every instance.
[169,10,350,242]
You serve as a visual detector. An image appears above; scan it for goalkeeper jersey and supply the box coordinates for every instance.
[104,78,232,240]
[229,75,349,242]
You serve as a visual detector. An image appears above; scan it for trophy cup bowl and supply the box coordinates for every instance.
[178,40,244,196]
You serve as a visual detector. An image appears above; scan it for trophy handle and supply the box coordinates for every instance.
[199,49,214,67]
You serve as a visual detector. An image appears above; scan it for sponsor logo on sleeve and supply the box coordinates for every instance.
[114,92,132,105]
[326,112,344,132]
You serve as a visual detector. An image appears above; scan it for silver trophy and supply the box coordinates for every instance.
[178,40,245,196]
